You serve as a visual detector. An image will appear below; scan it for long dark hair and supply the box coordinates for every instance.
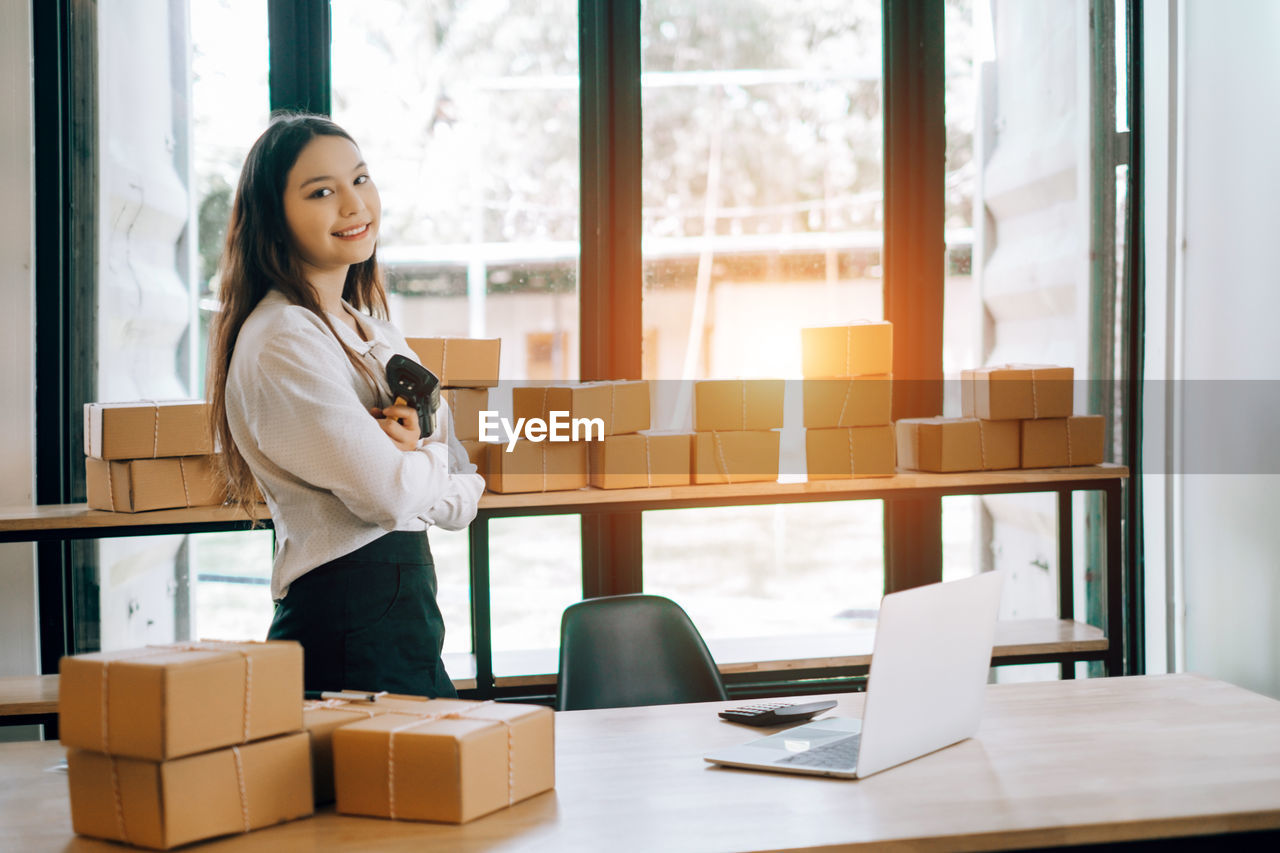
[207,113,389,516]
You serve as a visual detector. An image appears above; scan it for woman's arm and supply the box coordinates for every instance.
[419,398,485,530]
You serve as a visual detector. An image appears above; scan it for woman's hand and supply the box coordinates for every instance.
[369,404,420,452]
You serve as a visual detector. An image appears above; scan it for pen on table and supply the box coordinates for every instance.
[303,690,381,702]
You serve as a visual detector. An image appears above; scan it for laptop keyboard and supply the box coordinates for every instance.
[777,734,861,769]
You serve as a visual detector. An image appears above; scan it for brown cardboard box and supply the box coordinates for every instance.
[85,455,225,513]
[333,700,555,824]
[692,430,780,485]
[962,365,1074,420]
[512,381,651,436]
[67,731,313,850]
[304,700,390,805]
[1021,415,1105,468]
[896,418,1021,472]
[446,389,489,441]
[805,425,896,479]
[460,440,492,477]
[693,380,785,432]
[801,321,893,378]
[60,641,304,761]
[405,337,501,388]
[588,431,692,489]
[484,440,588,493]
[802,376,892,428]
[84,400,212,460]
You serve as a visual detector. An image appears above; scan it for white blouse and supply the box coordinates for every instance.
[225,289,485,600]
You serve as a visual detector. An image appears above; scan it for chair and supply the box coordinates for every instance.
[555,594,728,711]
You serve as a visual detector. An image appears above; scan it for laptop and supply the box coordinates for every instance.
[704,571,1004,779]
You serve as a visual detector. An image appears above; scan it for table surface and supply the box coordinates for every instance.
[3,674,1278,852]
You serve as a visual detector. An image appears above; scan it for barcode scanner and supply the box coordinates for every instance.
[385,354,441,439]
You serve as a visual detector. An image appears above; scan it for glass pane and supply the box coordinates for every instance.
[643,502,884,641]
[489,515,582,654]
[191,530,275,641]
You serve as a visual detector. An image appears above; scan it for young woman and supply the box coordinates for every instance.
[206,114,484,698]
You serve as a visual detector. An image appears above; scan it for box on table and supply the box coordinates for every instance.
[511,381,650,436]
[85,455,225,513]
[67,731,313,850]
[333,700,555,824]
[961,365,1074,420]
[801,321,893,378]
[692,430,780,485]
[805,425,896,479]
[303,699,391,805]
[802,376,892,428]
[84,400,211,460]
[895,417,1020,472]
[693,380,785,432]
[588,431,692,489]
[446,389,489,442]
[1021,415,1105,468]
[459,440,492,477]
[484,440,587,493]
[59,641,303,761]
[405,337,501,388]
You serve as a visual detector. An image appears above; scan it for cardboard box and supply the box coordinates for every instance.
[67,731,313,850]
[802,376,892,428]
[588,431,692,489]
[405,338,501,388]
[896,418,1021,472]
[512,381,650,436]
[333,700,555,824]
[1021,415,1105,468]
[805,425,897,479]
[446,389,489,442]
[460,440,492,477]
[692,430,780,485]
[84,400,212,460]
[304,700,391,805]
[693,380,785,432]
[961,365,1074,420]
[801,321,893,378]
[484,440,588,493]
[60,641,304,761]
[85,456,225,513]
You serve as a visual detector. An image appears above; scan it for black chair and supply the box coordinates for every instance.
[555,593,728,711]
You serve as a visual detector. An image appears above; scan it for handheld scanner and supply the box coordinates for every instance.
[385,354,441,438]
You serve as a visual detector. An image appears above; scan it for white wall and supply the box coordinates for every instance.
[1150,0,1280,697]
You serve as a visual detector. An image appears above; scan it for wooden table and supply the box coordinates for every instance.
[3,674,1278,851]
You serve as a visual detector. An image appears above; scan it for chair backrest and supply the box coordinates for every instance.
[555,594,728,711]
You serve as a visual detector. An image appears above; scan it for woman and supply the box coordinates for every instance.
[206,113,484,697]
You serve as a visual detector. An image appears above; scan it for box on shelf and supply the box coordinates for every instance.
[692,430,780,485]
[692,380,785,432]
[896,418,1020,472]
[445,389,488,442]
[484,440,588,493]
[67,731,313,850]
[405,337,501,388]
[511,380,650,436]
[801,376,892,428]
[85,456,225,513]
[459,440,492,477]
[805,424,896,480]
[84,400,212,460]
[59,641,304,761]
[1021,415,1105,468]
[961,365,1074,421]
[588,430,692,489]
[801,321,893,378]
[333,700,555,824]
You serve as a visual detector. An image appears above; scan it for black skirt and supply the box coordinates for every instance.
[267,530,457,698]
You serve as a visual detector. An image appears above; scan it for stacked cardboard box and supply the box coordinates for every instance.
[83,401,225,512]
[800,322,897,479]
[405,337,502,480]
[302,693,555,823]
[896,365,1104,472]
[691,380,784,484]
[60,641,313,849]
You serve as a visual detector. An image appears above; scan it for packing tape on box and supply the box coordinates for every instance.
[440,339,450,382]
[383,700,516,818]
[1066,418,1075,465]
[836,381,854,428]
[977,421,989,469]
[712,432,735,485]
[644,435,652,487]
[739,383,747,430]
[231,745,252,832]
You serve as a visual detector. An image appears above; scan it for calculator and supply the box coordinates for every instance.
[717,699,839,727]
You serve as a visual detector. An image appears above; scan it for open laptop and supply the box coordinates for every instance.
[704,571,1004,779]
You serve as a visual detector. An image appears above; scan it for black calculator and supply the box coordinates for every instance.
[717,699,838,727]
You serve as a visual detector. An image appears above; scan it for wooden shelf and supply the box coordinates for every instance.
[0,675,59,717]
